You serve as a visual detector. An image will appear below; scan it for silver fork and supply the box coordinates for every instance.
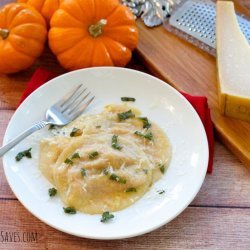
[0,84,95,157]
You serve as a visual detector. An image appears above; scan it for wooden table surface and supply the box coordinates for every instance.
[1,0,250,249]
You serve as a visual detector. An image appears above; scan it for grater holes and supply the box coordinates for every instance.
[170,0,250,48]
[237,16,250,41]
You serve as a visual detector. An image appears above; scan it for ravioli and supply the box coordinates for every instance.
[39,104,171,214]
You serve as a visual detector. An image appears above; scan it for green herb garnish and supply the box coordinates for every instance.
[111,135,122,150]
[71,152,80,160]
[101,211,114,223]
[64,158,73,165]
[15,148,32,161]
[70,128,83,137]
[80,168,87,177]
[157,190,165,195]
[134,131,153,141]
[103,168,110,176]
[48,188,57,197]
[138,117,151,129]
[143,169,148,174]
[109,173,126,184]
[63,207,76,214]
[117,110,135,121]
[96,125,101,129]
[89,151,99,160]
[159,164,165,174]
[125,187,137,193]
[65,152,80,164]
[121,97,136,102]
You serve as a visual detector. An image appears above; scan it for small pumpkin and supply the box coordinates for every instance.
[0,3,47,74]
[18,0,62,23]
[49,0,138,70]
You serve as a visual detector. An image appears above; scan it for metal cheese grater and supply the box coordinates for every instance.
[121,0,250,55]
[163,0,250,55]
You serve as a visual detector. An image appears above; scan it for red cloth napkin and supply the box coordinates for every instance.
[19,68,214,173]
[18,68,57,104]
[181,92,214,173]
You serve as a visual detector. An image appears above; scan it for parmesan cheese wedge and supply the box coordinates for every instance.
[216,1,250,122]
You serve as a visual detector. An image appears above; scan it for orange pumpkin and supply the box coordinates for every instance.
[49,0,138,70]
[0,3,47,74]
[18,0,62,23]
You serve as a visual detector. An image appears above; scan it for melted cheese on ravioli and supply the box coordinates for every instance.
[39,104,171,214]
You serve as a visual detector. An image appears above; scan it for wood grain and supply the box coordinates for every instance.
[0,200,250,250]
[0,111,15,198]
[240,0,250,7]
[135,2,250,168]
[0,110,12,145]
[192,143,250,207]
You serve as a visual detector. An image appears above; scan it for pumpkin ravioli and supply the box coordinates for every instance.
[39,104,171,214]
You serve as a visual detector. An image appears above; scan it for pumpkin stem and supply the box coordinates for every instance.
[0,28,9,40]
[88,19,107,38]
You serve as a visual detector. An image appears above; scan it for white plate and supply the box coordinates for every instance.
[3,67,208,240]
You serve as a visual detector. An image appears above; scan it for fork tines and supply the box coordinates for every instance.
[57,84,95,120]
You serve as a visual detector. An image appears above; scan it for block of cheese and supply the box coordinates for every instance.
[216,1,250,122]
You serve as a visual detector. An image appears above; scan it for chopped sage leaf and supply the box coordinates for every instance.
[81,168,87,177]
[111,135,122,150]
[64,158,73,165]
[96,125,101,129]
[125,187,137,193]
[101,211,114,223]
[121,97,136,102]
[159,164,165,174]
[138,117,151,129]
[103,168,110,176]
[63,207,76,214]
[143,169,148,174]
[70,127,83,137]
[71,152,80,160]
[89,151,99,159]
[48,188,57,197]
[144,132,153,141]
[157,190,165,195]
[109,173,126,184]
[15,148,32,161]
[117,110,135,121]
[134,131,153,141]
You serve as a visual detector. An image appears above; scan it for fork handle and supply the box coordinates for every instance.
[0,121,48,157]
